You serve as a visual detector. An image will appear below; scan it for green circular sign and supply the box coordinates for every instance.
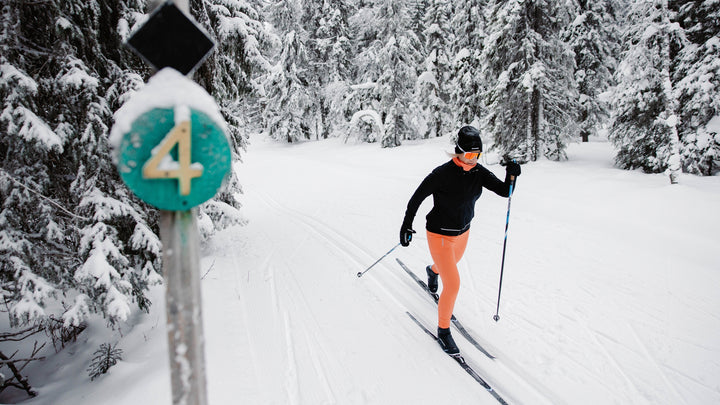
[117,107,231,211]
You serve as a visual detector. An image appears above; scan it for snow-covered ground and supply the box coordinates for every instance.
[13,135,720,404]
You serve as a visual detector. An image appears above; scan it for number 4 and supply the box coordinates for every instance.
[143,121,203,196]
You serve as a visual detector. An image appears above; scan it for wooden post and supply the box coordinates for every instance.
[160,209,207,405]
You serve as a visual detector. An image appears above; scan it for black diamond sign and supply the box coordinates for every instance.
[126,1,215,75]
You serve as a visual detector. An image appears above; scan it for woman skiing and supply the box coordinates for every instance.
[399,125,521,355]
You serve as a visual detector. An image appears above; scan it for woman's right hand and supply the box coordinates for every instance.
[400,226,416,247]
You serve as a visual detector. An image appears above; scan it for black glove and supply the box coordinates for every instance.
[400,224,416,247]
[506,161,521,177]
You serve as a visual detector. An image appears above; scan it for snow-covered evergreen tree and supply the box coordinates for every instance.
[449,0,486,128]
[299,0,355,139]
[262,0,315,142]
[610,0,685,183]
[482,0,578,162]
[372,0,424,147]
[564,0,621,142]
[1,0,263,395]
[315,0,355,84]
[0,0,160,346]
[416,0,453,138]
[408,0,429,45]
[672,0,720,175]
[191,0,273,236]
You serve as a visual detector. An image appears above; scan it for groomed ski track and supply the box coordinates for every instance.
[199,137,720,405]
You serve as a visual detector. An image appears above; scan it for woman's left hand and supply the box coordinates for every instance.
[506,161,521,177]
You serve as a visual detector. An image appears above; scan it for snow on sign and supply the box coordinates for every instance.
[126,1,214,75]
[112,68,231,211]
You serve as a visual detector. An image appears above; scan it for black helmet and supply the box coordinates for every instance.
[455,126,482,154]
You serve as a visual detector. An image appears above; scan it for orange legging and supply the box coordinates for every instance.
[427,230,470,329]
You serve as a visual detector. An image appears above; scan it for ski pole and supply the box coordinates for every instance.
[493,173,516,322]
[357,242,402,278]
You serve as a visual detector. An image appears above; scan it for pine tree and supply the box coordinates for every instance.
[449,0,486,128]
[564,0,621,142]
[417,0,453,138]
[315,0,355,84]
[1,0,263,397]
[191,0,272,236]
[87,342,123,381]
[610,0,685,183]
[373,0,423,147]
[299,0,355,140]
[408,0,429,45]
[482,0,578,162]
[672,0,720,175]
[263,0,315,142]
[0,0,161,356]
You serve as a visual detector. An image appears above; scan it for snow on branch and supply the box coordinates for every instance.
[0,170,90,221]
[12,107,64,152]
[347,109,384,143]
[0,63,38,95]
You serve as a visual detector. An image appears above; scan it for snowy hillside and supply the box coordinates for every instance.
[20,136,720,404]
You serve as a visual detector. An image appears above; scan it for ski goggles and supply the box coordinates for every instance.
[456,145,482,160]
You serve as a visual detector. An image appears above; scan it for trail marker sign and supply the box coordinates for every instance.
[116,105,231,211]
[126,1,214,75]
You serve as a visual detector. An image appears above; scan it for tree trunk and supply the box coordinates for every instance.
[658,0,681,184]
[531,87,542,161]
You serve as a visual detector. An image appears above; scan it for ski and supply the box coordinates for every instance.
[396,258,495,359]
[406,312,509,405]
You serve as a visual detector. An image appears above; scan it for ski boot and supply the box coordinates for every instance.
[426,265,438,293]
[437,327,459,355]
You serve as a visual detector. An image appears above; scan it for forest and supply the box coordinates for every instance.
[0,0,718,400]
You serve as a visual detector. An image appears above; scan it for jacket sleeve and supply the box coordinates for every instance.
[481,167,515,197]
[402,171,437,228]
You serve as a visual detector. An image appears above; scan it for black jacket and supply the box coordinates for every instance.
[403,160,513,236]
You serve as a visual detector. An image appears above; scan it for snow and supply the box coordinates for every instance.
[14,107,63,152]
[11,136,720,404]
[707,115,720,134]
[349,109,383,131]
[58,64,99,91]
[0,63,38,94]
[571,13,587,27]
[108,68,227,151]
[74,246,122,289]
[454,47,471,64]
[350,82,377,91]
[417,70,437,87]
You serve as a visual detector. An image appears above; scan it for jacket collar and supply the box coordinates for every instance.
[452,157,477,172]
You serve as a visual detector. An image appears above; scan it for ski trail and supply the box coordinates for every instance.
[277,254,339,404]
[253,189,379,273]
[282,311,300,405]
[299,326,337,404]
[244,186,386,403]
[581,323,647,402]
[627,322,689,405]
[252,186,425,319]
